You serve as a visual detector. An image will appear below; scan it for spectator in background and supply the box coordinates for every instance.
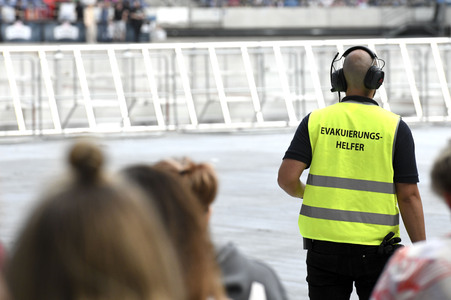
[14,0,25,21]
[120,165,227,300]
[1,1,16,23]
[154,157,289,300]
[75,0,84,23]
[99,0,113,41]
[57,1,76,23]
[4,141,185,300]
[129,0,144,42]
[83,1,97,43]
[44,0,59,19]
[113,0,128,42]
[4,18,32,41]
[150,23,167,42]
[433,0,445,23]
[371,141,451,299]
[53,19,80,41]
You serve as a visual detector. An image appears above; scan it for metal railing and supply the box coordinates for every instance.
[1,37,451,136]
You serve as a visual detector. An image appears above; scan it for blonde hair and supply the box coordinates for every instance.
[6,141,185,300]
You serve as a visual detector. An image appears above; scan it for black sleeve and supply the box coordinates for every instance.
[393,120,419,183]
[282,113,312,168]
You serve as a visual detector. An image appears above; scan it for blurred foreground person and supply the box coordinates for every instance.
[154,157,288,300]
[120,165,226,300]
[0,221,7,300]
[0,280,7,300]
[0,245,8,300]
[0,241,4,270]
[371,142,451,299]
[5,141,184,300]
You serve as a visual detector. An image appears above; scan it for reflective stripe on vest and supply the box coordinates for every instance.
[307,174,396,194]
[300,204,399,226]
[298,102,401,245]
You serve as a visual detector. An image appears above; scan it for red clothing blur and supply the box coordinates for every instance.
[371,237,451,300]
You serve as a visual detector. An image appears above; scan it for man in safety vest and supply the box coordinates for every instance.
[277,46,426,300]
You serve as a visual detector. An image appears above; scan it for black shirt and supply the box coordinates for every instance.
[283,96,419,183]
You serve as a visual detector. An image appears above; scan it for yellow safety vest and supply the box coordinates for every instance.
[299,101,401,245]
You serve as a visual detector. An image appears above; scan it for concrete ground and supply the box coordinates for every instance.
[1,124,450,299]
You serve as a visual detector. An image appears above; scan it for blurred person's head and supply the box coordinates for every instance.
[431,141,451,207]
[120,164,225,300]
[0,200,6,300]
[0,275,8,300]
[153,158,218,214]
[5,141,184,300]
[0,242,8,300]
[0,240,4,271]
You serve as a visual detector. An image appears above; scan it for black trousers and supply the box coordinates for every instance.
[305,239,390,300]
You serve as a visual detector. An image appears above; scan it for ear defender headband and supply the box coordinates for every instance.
[330,45,385,93]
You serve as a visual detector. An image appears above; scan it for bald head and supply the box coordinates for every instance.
[343,49,375,96]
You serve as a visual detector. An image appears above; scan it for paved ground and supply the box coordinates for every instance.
[1,124,450,299]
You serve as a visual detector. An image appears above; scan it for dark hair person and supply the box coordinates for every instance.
[5,141,185,300]
[120,164,226,300]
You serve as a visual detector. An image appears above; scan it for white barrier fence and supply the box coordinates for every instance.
[1,37,451,136]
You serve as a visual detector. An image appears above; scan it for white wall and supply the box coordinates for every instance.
[145,6,446,29]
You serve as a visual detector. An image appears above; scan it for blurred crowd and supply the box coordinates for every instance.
[0,0,441,42]
[0,0,166,42]
[0,0,439,23]
[201,0,435,7]
[0,0,145,23]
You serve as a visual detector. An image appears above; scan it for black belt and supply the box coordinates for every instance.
[304,238,379,255]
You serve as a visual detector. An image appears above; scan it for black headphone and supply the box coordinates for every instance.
[330,45,385,93]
